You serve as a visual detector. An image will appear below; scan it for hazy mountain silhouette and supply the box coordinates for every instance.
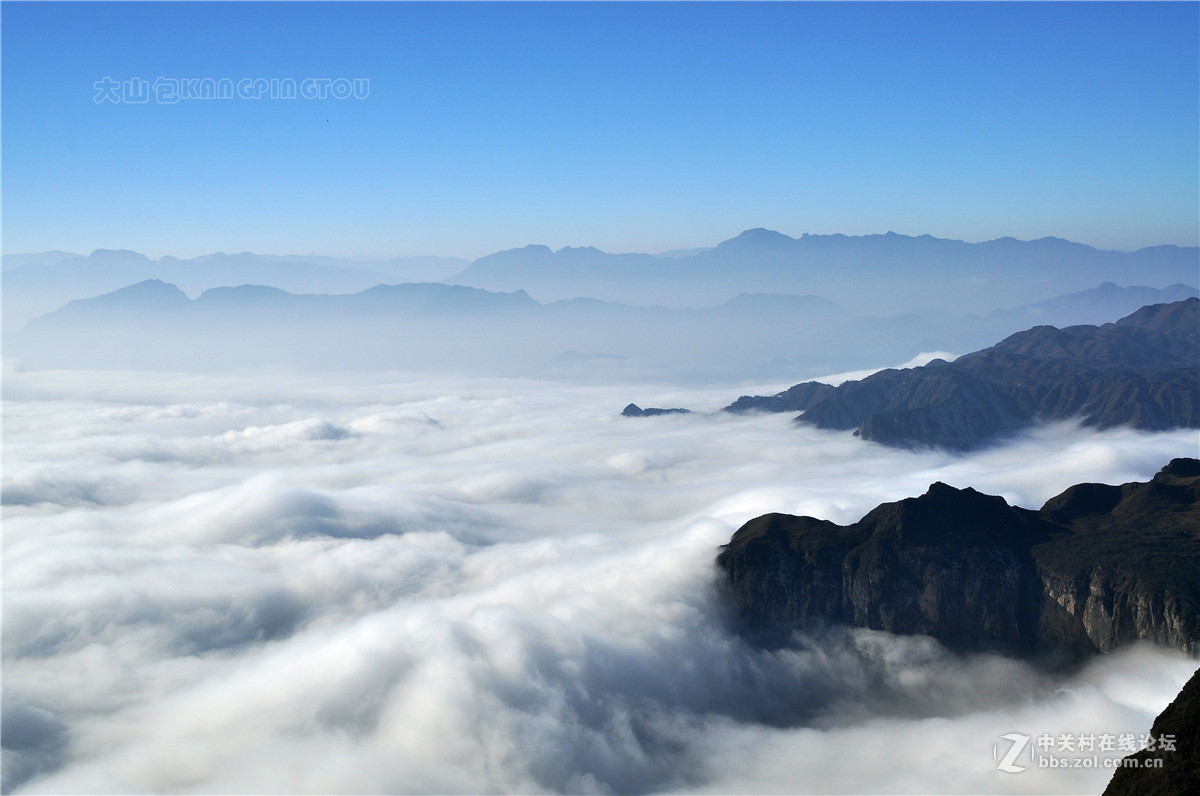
[11,272,1199,385]
[0,250,83,270]
[1,249,469,334]
[449,229,1199,313]
[12,281,871,379]
[8,232,1195,338]
[985,282,1198,331]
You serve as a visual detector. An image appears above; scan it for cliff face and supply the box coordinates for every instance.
[723,299,1199,450]
[1104,666,1200,796]
[1033,459,1200,655]
[717,459,1200,657]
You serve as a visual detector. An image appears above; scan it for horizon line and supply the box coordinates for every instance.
[6,228,1199,263]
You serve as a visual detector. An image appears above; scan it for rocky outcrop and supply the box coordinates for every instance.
[717,459,1200,657]
[1104,666,1200,795]
[621,404,691,417]
[724,381,837,414]
[722,299,1199,450]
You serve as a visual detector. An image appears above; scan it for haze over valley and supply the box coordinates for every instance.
[6,232,1197,384]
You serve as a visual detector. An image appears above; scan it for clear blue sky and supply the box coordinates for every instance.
[2,1,1197,258]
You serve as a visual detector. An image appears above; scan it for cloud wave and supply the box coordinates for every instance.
[4,369,1197,794]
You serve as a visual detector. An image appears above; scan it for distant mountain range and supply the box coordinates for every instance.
[7,229,1197,382]
[983,281,1199,330]
[7,230,1196,335]
[726,298,1199,449]
[12,276,1197,384]
[1,249,469,334]
[6,280,827,378]
[718,458,1200,658]
[448,229,1199,313]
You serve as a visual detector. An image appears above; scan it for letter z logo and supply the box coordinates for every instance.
[994,733,1030,773]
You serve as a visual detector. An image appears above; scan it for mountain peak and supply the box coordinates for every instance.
[117,278,185,294]
[59,279,189,312]
[734,227,793,242]
[88,248,151,263]
[714,228,797,252]
[1114,296,1199,333]
[198,284,292,303]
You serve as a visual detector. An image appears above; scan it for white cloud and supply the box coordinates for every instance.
[3,369,1196,794]
[808,350,962,387]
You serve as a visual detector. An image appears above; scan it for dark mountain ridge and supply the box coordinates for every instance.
[718,459,1200,659]
[621,404,690,417]
[1104,666,1200,795]
[725,299,1199,450]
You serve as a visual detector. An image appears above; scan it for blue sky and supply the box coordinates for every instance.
[2,1,1197,258]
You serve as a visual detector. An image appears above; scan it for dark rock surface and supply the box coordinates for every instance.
[621,403,691,417]
[725,381,837,414]
[1104,666,1200,795]
[717,459,1200,657]
[723,299,1199,450]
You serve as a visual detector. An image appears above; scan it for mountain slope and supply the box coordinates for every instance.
[986,282,1198,330]
[725,299,1199,449]
[1104,666,1200,795]
[717,459,1200,658]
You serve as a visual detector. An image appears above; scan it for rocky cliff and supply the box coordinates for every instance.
[1104,666,1200,795]
[724,299,1200,450]
[717,459,1200,657]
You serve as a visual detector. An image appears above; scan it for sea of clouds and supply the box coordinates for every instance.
[3,366,1197,794]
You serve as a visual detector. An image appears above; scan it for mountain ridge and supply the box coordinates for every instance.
[1,249,471,333]
[447,230,1199,312]
[717,459,1200,658]
[8,231,1196,327]
[12,279,1199,385]
[725,298,1199,449]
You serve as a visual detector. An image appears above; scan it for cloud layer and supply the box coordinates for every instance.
[4,368,1197,794]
